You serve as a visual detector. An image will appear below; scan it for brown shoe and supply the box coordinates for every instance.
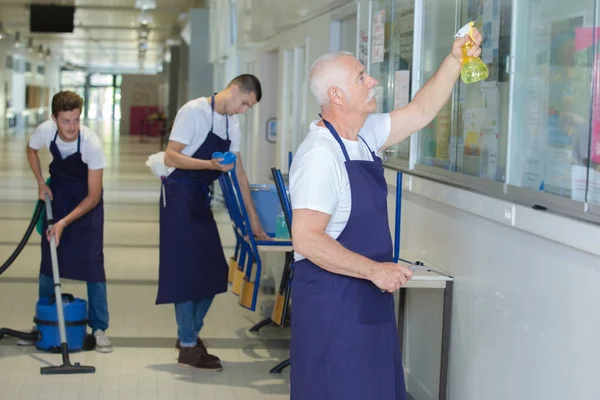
[178,345,223,371]
[175,338,204,350]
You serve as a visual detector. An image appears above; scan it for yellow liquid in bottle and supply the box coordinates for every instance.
[461,41,489,84]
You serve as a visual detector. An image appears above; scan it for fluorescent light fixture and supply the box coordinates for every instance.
[135,0,156,10]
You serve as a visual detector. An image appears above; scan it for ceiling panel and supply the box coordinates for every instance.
[0,0,195,71]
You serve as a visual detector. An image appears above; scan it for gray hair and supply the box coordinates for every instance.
[309,51,355,107]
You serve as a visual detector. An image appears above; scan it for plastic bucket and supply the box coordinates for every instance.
[250,184,284,236]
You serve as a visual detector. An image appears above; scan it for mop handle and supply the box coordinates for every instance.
[44,194,68,345]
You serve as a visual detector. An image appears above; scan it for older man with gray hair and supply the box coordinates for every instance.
[288,29,482,399]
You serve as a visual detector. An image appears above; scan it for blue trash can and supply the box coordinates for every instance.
[34,294,88,352]
[250,184,284,237]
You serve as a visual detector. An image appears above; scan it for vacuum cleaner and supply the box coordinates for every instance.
[0,194,96,375]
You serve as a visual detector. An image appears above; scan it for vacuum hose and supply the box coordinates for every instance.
[0,200,44,276]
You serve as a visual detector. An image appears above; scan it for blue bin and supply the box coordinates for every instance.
[250,184,284,237]
[35,294,88,352]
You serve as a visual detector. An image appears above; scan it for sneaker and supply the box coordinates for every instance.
[178,345,223,371]
[93,329,113,353]
[16,338,36,346]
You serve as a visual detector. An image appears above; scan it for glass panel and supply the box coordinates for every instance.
[417,0,511,182]
[588,36,600,206]
[114,88,122,121]
[61,70,86,87]
[509,0,596,202]
[370,0,413,161]
[369,0,394,114]
[88,87,114,120]
[116,74,123,87]
[90,73,114,87]
[385,0,414,161]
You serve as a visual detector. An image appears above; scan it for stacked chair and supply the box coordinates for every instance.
[217,166,294,374]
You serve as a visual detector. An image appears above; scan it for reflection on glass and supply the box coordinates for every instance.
[509,0,596,203]
[418,0,511,182]
[371,0,414,162]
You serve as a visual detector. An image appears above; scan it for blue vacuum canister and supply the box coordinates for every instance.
[34,294,88,352]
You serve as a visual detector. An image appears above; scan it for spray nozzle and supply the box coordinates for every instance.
[455,21,476,41]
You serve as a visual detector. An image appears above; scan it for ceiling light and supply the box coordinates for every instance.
[135,0,156,10]
[137,13,154,26]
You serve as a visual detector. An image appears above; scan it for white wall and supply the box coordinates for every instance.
[249,50,278,183]
[385,169,600,400]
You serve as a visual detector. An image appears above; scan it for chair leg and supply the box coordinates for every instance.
[269,358,290,374]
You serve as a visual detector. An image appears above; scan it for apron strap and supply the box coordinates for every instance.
[321,115,350,162]
[210,95,215,132]
[52,130,82,152]
[320,115,374,161]
[358,135,373,154]
[211,93,229,140]
[226,113,229,140]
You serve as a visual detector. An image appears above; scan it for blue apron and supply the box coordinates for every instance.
[290,118,406,400]
[40,131,105,283]
[156,95,231,304]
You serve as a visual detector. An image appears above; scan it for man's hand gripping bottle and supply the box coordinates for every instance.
[455,21,489,84]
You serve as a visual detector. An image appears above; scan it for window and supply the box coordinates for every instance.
[61,70,86,87]
[378,0,600,221]
[370,0,414,163]
[509,0,598,210]
[90,73,114,87]
[415,0,511,182]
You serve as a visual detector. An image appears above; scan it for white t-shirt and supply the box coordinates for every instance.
[289,113,391,261]
[28,120,106,170]
[167,97,242,175]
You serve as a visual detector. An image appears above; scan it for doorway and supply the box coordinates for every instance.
[330,13,358,54]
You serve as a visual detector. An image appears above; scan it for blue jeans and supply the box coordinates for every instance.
[39,274,109,332]
[174,297,214,347]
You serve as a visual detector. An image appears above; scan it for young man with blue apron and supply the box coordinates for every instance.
[25,91,111,353]
[157,74,270,369]
[289,32,481,399]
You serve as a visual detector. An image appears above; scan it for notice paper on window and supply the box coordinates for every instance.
[393,70,410,109]
[371,10,385,64]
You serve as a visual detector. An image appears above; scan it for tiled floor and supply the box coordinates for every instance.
[0,121,291,399]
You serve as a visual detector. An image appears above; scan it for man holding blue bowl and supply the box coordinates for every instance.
[157,74,269,370]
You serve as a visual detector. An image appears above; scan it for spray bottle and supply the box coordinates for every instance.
[454,22,489,84]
